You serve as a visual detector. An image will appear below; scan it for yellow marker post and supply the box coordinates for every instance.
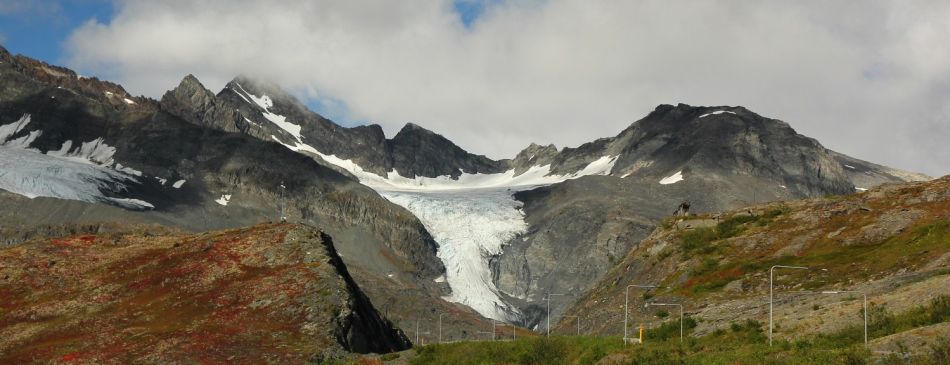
[639,323,644,344]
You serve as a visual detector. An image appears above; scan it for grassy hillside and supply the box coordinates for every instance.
[547,176,949,353]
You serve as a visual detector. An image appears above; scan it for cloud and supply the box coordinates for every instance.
[0,0,63,19]
[65,0,950,176]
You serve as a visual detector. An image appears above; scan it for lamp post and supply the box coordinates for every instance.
[438,313,445,343]
[769,265,825,346]
[646,302,684,342]
[545,293,566,337]
[624,285,660,344]
[491,319,497,341]
[563,315,581,336]
[819,290,868,346]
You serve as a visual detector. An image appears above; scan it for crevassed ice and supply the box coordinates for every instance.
[383,189,527,321]
[0,114,152,209]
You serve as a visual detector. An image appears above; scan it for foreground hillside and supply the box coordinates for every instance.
[0,223,409,363]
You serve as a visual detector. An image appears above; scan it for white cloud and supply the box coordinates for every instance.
[65,0,950,176]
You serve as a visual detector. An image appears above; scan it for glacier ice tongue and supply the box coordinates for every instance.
[381,188,527,322]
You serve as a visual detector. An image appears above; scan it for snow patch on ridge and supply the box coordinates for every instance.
[215,194,232,206]
[699,110,737,118]
[232,83,303,140]
[659,170,684,185]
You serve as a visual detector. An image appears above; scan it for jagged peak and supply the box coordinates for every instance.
[395,122,439,137]
[178,74,204,87]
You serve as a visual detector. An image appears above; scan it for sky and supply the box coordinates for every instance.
[1,0,948,177]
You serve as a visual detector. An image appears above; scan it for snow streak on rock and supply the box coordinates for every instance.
[381,189,526,321]
[698,110,737,118]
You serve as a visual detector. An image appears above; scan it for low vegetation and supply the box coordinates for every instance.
[405,300,949,365]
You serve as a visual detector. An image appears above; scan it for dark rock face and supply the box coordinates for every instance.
[510,143,559,175]
[164,74,508,178]
[298,228,412,353]
[389,123,507,178]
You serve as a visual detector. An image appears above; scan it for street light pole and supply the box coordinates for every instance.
[820,290,868,346]
[491,319,496,341]
[438,313,445,343]
[769,265,824,346]
[646,302,684,342]
[624,285,660,344]
[563,315,581,336]
[545,293,565,337]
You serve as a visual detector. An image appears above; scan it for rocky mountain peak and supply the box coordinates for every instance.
[160,74,220,127]
[511,142,559,174]
[389,122,507,178]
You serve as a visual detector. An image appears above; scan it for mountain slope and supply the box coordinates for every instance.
[554,176,950,337]
[491,104,934,328]
[0,223,410,363]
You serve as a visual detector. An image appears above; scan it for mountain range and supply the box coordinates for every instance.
[0,44,932,341]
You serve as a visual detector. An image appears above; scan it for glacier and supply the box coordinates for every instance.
[0,114,153,209]
[382,189,528,321]
[242,91,622,322]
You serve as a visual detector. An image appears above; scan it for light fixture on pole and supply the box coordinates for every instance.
[563,315,581,336]
[646,302,684,342]
[624,284,660,344]
[438,313,445,343]
[769,265,826,346]
[820,290,868,346]
[491,319,497,341]
[545,293,566,337]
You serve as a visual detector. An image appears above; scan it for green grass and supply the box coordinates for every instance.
[816,295,950,347]
[677,219,949,297]
[408,298,950,365]
[409,332,869,365]
[678,212,783,255]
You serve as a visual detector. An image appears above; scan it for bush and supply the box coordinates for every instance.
[716,214,758,239]
[929,337,950,365]
[691,258,719,276]
[681,227,717,254]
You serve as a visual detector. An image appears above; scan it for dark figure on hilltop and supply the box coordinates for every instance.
[674,201,691,217]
